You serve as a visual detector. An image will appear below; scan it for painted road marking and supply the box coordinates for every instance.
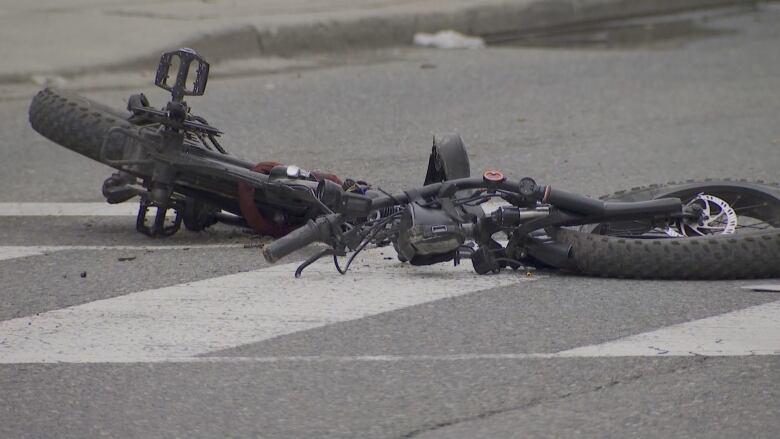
[0,247,46,261]
[0,202,139,216]
[0,198,506,263]
[0,247,527,363]
[742,284,780,293]
[2,200,777,363]
[0,244,247,262]
[127,354,563,363]
[556,300,780,357]
[2,265,777,363]
[118,297,780,363]
[0,199,510,217]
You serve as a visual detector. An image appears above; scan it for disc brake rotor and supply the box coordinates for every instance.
[665,193,737,237]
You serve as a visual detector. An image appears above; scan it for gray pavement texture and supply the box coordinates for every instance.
[5,5,779,201]
[0,0,764,83]
[1,4,780,439]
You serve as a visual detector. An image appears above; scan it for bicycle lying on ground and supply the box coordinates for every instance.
[28,49,780,279]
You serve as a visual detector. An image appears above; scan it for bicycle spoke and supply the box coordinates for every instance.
[735,221,772,230]
[732,203,768,212]
[730,194,742,210]
[708,210,726,223]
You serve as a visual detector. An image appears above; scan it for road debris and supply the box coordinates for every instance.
[413,30,485,49]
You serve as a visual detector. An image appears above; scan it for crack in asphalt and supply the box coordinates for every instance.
[399,355,709,438]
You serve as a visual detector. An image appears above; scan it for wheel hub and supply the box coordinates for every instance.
[665,193,737,237]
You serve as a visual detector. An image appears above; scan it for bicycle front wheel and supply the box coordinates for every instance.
[553,180,780,279]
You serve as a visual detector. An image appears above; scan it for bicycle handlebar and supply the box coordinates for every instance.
[262,176,683,264]
[262,214,342,263]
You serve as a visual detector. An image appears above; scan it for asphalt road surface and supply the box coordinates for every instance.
[1,5,779,439]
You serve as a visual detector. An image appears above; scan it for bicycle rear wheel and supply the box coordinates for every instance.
[29,88,136,165]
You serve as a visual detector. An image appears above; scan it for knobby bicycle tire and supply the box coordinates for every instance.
[553,180,780,279]
[29,88,135,165]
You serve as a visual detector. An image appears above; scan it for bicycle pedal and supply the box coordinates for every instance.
[135,199,183,237]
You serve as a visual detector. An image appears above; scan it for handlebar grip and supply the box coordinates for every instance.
[262,215,336,263]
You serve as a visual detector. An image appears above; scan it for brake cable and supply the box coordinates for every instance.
[333,211,403,275]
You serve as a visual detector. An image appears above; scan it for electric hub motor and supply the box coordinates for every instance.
[396,203,468,265]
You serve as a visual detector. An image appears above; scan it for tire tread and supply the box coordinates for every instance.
[29,88,132,163]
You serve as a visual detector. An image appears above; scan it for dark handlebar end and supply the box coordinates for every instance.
[260,214,342,264]
[262,245,279,264]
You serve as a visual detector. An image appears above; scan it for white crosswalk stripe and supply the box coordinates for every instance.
[0,245,247,262]
[556,300,780,357]
[0,202,138,216]
[1,202,778,364]
[2,240,778,362]
[0,247,531,363]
